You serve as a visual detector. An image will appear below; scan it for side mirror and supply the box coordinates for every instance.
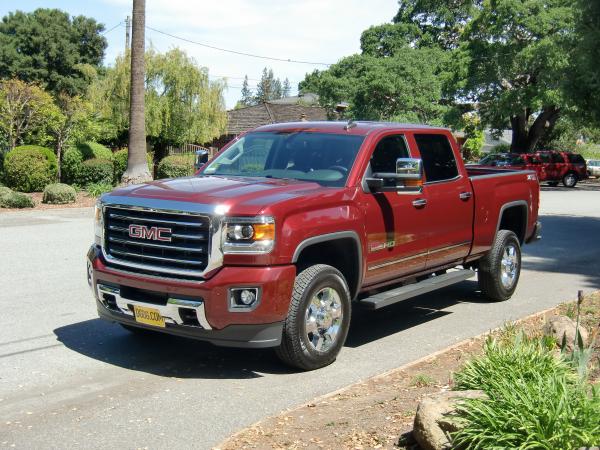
[194,150,209,170]
[366,158,424,193]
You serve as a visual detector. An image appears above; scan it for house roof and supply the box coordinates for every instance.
[226,102,328,135]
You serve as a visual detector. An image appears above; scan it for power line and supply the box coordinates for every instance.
[146,25,333,66]
[102,21,123,35]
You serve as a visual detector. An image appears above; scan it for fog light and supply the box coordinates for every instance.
[229,287,260,311]
[240,289,256,305]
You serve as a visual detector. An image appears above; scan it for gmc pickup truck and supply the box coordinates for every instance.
[87,121,541,370]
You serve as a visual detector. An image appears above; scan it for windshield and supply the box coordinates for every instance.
[201,131,365,187]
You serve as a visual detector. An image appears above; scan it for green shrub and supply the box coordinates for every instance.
[42,183,77,204]
[3,145,58,192]
[86,182,113,197]
[62,142,113,185]
[0,191,35,208]
[452,332,600,449]
[78,158,114,186]
[113,149,154,182]
[490,143,511,154]
[76,142,113,161]
[0,186,12,199]
[157,154,196,179]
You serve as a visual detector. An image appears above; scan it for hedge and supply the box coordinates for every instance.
[3,145,58,192]
[113,149,154,182]
[42,183,77,204]
[157,154,196,179]
[0,188,35,208]
[78,158,114,186]
[62,142,113,185]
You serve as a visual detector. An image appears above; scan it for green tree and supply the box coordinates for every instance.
[49,94,96,180]
[91,48,227,159]
[569,0,600,125]
[0,79,61,150]
[282,78,292,98]
[0,8,107,96]
[254,68,287,103]
[300,49,448,123]
[240,75,254,106]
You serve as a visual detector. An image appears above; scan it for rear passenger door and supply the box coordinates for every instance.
[410,133,474,269]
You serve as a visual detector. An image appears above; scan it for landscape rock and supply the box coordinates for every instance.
[544,315,589,351]
[412,390,487,450]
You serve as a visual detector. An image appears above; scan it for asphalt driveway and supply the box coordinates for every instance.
[1,187,599,449]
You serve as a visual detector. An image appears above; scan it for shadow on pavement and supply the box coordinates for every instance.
[523,214,600,289]
[540,179,600,192]
[54,318,292,379]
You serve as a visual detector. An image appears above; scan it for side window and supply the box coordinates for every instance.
[550,153,564,163]
[568,153,585,164]
[370,135,409,173]
[414,134,459,182]
[538,153,551,163]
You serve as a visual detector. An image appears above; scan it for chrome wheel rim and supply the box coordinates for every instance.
[565,174,576,186]
[500,244,519,289]
[304,287,343,353]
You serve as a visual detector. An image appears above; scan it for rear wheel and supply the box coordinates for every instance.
[562,172,578,188]
[276,264,351,371]
[478,230,521,301]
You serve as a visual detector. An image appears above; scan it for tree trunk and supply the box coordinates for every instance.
[510,106,560,153]
[122,0,152,185]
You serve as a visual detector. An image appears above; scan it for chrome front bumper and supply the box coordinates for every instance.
[96,283,212,330]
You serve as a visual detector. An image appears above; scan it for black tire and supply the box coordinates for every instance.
[562,172,578,188]
[547,181,559,187]
[478,230,521,302]
[276,264,351,371]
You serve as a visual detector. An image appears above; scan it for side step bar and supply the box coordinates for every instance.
[359,269,476,310]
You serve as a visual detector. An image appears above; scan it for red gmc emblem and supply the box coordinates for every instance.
[128,224,172,242]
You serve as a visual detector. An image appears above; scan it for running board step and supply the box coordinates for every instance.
[360,270,476,310]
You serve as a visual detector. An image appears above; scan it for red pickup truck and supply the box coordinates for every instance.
[87,122,541,370]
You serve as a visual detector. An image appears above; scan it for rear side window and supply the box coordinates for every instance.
[538,153,552,163]
[567,154,585,164]
[414,134,459,182]
[550,153,564,163]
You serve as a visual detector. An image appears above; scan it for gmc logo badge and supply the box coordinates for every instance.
[128,224,172,242]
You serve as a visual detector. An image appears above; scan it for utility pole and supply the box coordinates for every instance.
[125,15,131,52]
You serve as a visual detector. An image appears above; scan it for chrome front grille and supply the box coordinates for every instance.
[103,206,211,277]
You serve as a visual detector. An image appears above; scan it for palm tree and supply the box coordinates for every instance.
[122,0,151,184]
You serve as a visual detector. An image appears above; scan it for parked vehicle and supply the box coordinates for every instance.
[587,159,600,178]
[479,150,587,187]
[87,121,541,370]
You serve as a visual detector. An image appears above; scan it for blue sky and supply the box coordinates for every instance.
[0,0,399,108]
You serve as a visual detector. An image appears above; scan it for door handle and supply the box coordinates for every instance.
[412,198,427,208]
[459,192,472,200]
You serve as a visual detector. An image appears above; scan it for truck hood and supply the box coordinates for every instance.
[109,175,329,215]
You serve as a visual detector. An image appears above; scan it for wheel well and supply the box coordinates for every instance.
[499,205,527,244]
[294,238,360,299]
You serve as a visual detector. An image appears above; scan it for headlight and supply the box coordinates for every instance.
[222,216,275,254]
[94,201,103,246]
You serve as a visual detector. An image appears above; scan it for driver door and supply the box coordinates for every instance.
[358,134,429,287]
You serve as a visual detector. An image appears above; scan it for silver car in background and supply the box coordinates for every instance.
[587,159,600,177]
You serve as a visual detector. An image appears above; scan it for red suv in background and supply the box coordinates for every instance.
[478,151,587,187]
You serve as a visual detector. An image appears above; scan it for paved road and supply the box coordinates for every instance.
[1,187,599,449]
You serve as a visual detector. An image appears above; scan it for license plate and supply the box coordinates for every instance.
[133,305,165,328]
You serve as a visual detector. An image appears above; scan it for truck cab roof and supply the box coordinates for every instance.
[254,121,448,136]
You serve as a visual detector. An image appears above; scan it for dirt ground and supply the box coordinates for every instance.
[0,191,96,212]
[217,291,600,450]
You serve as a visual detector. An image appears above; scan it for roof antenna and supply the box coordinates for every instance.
[344,119,357,131]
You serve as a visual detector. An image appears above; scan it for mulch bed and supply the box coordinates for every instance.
[0,191,96,213]
[217,291,600,450]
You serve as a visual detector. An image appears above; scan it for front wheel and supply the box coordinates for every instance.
[276,264,351,371]
[562,172,578,188]
[478,230,521,301]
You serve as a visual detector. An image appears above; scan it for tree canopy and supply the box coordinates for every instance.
[90,48,227,150]
[0,9,107,96]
